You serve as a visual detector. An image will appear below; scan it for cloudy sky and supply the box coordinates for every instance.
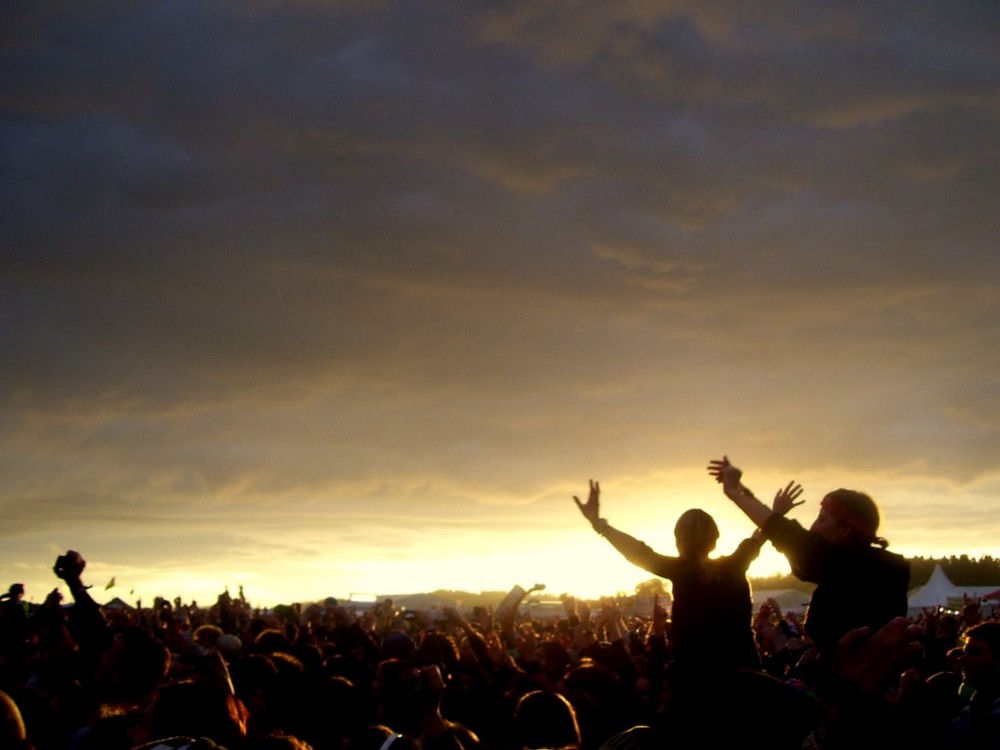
[2,1,998,608]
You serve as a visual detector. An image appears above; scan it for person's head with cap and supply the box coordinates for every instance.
[810,489,887,549]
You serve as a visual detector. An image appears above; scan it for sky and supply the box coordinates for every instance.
[2,1,998,609]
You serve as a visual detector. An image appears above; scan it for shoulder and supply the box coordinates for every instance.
[871,547,910,571]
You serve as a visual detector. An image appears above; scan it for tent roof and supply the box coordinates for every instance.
[101,596,134,611]
[908,564,1000,610]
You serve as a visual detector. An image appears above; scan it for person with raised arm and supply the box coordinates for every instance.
[573,478,811,747]
[707,456,910,666]
[574,481,799,719]
[573,479,782,678]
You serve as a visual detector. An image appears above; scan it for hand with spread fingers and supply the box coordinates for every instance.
[773,481,805,517]
[707,455,742,488]
[573,479,602,527]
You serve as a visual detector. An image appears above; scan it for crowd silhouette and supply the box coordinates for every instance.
[1,457,998,749]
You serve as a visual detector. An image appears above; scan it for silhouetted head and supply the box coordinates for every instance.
[811,489,886,548]
[193,624,224,651]
[513,690,581,750]
[535,640,572,681]
[0,690,30,750]
[382,631,415,662]
[142,681,247,748]
[413,631,459,676]
[254,627,294,656]
[674,509,719,558]
[96,626,171,703]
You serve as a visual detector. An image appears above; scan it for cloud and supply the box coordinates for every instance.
[1,0,998,603]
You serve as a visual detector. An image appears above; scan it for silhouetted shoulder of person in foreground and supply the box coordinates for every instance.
[708,457,911,663]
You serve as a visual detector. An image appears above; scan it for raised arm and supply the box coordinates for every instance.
[52,550,111,671]
[707,457,803,529]
[573,480,676,577]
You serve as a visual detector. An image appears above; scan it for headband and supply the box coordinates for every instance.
[821,495,874,541]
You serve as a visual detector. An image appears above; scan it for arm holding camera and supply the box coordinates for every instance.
[53,550,111,670]
[53,550,90,597]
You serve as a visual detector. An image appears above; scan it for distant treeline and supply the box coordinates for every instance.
[750,555,1000,594]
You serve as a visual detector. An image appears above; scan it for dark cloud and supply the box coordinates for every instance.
[1,0,998,602]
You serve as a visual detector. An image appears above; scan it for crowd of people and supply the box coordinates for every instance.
[1,456,998,749]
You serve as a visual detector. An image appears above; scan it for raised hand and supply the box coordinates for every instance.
[707,456,742,487]
[52,550,87,586]
[573,479,602,525]
[707,457,775,528]
[772,481,805,516]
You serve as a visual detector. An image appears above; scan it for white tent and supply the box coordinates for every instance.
[907,564,996,614]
